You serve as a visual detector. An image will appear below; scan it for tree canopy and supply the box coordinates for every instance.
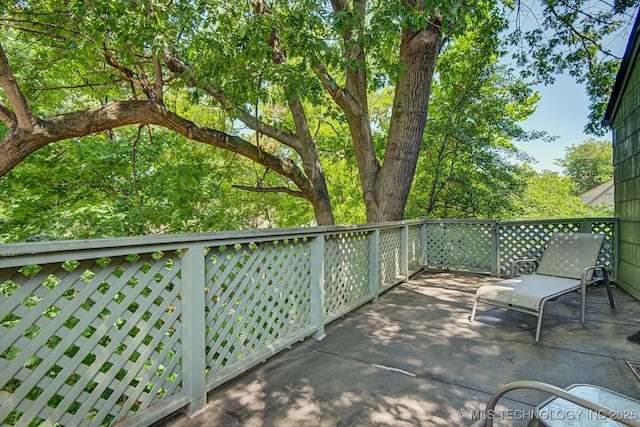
[511,165,613,218]
[406,16,542,219]
[0,0,636,238]
[555,138,613,194]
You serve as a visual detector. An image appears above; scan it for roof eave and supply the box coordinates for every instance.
[603,9,640,127]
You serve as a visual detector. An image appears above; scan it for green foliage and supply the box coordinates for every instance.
[406,17,539,219]
[0,0,633,238]
[324,159,366,225]
[554,138,613,195]
[508,165,613,219]
[507,0,640,134]
[0,127,254,242]
[514,169,588,218]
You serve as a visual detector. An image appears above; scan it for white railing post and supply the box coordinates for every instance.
[369,229,380,301]
[181,244,207,416]
[581,219,594,233]
[400,225,409,281]
[420,221,428,267]
[491,221,499,277]
[310,235,326,340]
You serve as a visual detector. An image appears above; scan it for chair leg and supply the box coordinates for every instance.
[470,295,479,322]
[580,280,587,323]
[535,303,545,342]
[601,268,615,308]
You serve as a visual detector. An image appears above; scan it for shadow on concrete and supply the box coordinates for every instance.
[164,270,640,426]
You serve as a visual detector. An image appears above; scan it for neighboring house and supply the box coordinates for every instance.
[578,179,615,209]
[602,10,640,300]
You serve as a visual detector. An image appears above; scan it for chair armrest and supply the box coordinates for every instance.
[473,380,640,427]
[510,259,538,278]
[579,265,615,321]
[582,265,607,284]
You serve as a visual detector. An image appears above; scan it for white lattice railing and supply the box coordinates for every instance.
[424,217,618,280]
[0,217,617,426]
[0,221,423,427]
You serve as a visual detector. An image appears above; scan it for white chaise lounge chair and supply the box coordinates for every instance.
[470,232,615,342]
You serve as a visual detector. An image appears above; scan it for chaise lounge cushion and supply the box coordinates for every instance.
[475,274,581,310]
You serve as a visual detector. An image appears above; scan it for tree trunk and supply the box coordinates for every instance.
[324,1,442,223]
[373,25,442,222]
[287,95,335,225]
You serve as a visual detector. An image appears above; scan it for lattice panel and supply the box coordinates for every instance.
[205,239,312,374]
[425,223,492,271]
[379,229,402,287]
[499,222,581,276]
[590,221,616,275]
[408,226,422,272]
[0,252,182,427]
[323,232,370,315]
[499,221,616,278]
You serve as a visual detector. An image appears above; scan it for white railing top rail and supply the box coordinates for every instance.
[496,217,616,224]
[422,217,616,224]
[0,219,425,257]
[0,217,616,255]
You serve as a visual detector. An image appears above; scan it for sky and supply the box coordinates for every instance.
[508,3,636,174]
[516,75,599,174]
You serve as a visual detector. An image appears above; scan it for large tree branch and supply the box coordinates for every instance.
[321,0,381,220]
[0,17,88,39]
[103,44,147,99]
[232,185,305,198]
[205,84,301,149]
[153,54,164,104]
[166,42,333,223]
[162,53,300,149]
[250,0,334,224]
[331,0,368,103]
[312,64,363,118]
[0,42,33,132]
[0,100,320,202]
[0,100,17,128]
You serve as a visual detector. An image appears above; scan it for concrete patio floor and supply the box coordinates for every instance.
[162,270,640,427]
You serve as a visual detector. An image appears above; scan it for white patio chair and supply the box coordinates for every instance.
[470,232,615,342]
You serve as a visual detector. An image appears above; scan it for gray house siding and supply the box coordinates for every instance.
[605,12,640,300]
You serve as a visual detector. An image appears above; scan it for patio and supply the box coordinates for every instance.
[164,269,640,427]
